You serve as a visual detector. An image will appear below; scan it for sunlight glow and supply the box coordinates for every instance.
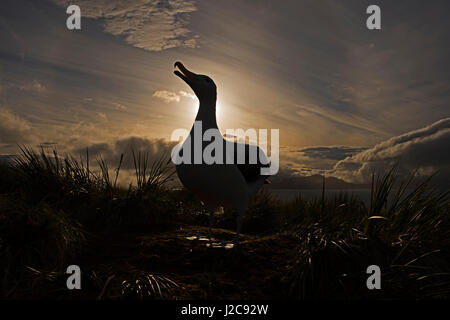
[216,101,225,121]
[184,98,226,124]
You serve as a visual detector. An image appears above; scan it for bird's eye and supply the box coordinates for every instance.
[205,78,211,83]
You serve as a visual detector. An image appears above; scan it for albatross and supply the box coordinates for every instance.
[173,61,270,247]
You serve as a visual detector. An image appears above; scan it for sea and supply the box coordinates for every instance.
[267,188,372,205]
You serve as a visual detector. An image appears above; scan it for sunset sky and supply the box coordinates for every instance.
[1,0,449,185]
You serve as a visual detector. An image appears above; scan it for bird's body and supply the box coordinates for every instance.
[176,134,268,209]
[173,61,269,246]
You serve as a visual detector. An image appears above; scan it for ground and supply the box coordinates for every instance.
[73,226,297,300]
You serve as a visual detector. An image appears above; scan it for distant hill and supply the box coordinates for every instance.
[266,173,370,190]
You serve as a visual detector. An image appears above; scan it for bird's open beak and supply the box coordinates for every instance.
[174,61,197,85]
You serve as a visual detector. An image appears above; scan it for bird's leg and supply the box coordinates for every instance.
[207,211,214,244]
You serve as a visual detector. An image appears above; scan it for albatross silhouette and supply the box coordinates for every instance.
[173,61,270,248]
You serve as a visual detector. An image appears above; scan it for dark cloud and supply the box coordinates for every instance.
[68,136,179,186]
[71,136,177,171]
[299,146,367,161]
[279,145,367,176]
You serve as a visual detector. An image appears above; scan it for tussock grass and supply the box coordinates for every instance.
[282,168,450,299]
[0,146,176,298]
[0,196,85,298]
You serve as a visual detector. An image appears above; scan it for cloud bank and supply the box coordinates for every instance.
[278,145,367,177]
[52,0,198,51]
[332,118,450,185]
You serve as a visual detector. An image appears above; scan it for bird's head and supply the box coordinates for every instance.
[174,61,217,102]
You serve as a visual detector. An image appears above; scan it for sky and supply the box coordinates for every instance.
[0,0,449,186]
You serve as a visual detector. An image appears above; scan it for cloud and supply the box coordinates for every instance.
[152,90,196,103]
[153,90,181,103]
[113,103,128,111]
[0,108,34,145]
[299,146,367,161]
[71,136,176,169]
[332,118,450,185]
[18,79,47,93]
[52,0,198,51]
[1,79,47,94]
[179,90,196,99]
[278,145,366,177]
[96,112,108,121]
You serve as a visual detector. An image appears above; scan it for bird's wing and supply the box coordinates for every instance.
[226,140,270,183]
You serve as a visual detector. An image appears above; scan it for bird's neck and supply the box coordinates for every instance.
[194,98,218,130]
